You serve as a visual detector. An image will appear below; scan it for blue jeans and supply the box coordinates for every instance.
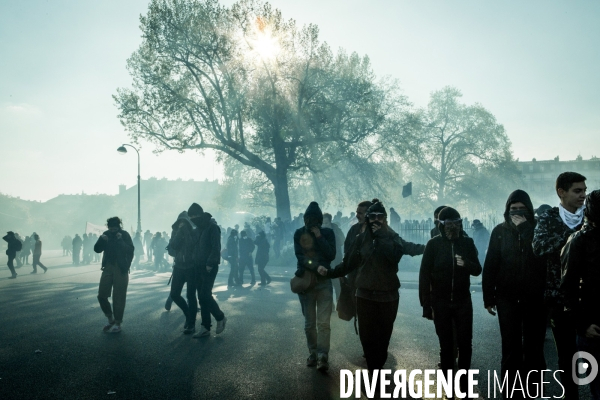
[577,334,600,400]
[298,279,333,358]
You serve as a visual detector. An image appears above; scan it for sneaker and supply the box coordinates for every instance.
[216,317,227,334]
[9,274,17,279]
[306,354,317,367]
[183,325,196,334]
[106,324,121,333]
[193,326,210,338]
[30,271,37,274]
[103,322,115,332]
[43,267,48,273]
[317,355,329,372]
[164,296,173,311]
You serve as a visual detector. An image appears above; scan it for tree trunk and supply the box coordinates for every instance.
[272,169,292,221]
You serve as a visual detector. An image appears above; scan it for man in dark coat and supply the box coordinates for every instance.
[561,190,600,400]
[94,217,134,333]
[471,219,490,265]
[533,171,587,400]
[189,203,227,337]
[419,206,482,396]
[144,229,153,263]
[482,190,546,397]
[238,230,256,285]
[226,230,240,286]
[3,231,20,278]
[254,231,271,285]
[389,207,401,233]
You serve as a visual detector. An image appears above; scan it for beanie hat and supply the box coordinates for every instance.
[438,207,461,221]
[304,202,323,224]
[367,198,387,216]
[188,203,204,216]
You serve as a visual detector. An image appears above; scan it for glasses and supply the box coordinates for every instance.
[439,218,462,226]
[368,213,386,221]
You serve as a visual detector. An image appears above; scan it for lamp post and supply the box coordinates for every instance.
[117,144,141,233]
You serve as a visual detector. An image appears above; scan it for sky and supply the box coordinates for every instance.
[1,0,599,202]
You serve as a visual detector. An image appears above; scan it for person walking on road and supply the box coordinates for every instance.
[31,234,48,274]
[238,230,256,285]
[3,231,21,279]
[254,231,271,286]
[132,231,144,269]
[226,230,240,287]
[94,217,134,334]
[72,234,82,265]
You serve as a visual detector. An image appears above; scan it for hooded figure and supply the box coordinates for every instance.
[471,220,490,265]
[3,231,20,278]
[254,231,271,285]
[561,190,600,400]
[482,190,546,396]
[293,201,336,372]
[419,206,481,396]
[226,229,240,286]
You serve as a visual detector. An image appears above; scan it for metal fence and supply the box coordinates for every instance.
[394,215,501,245]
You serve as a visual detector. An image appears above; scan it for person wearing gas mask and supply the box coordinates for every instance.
[94,217,134,333]
[561,190,600,400]
[319,199,424,378]
[430,205,447,238]
[419,206,482,397]
[482,190,546,398]
[294,201,336,372]
[533,171,587,400]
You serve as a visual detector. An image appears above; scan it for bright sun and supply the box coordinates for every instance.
[253,31,279,59]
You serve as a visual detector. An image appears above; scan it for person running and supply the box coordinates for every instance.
[94,217,134,333]
[31,234,48,274]
[3,231,21,279]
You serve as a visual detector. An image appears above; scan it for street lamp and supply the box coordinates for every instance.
[117,144,142,233]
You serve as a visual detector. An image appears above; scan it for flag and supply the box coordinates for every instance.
[402,182,412,198]
[85,222,106,236]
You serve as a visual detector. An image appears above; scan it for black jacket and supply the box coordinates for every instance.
[226,235,239,259]
[254,235,270,265]
[560,224,600,334]
[195,213,221,268]
[329,225,424,293]
[419,223,482,314]
[239,237,255,258]
[3,234,20,257]
[169,219,201,269]
[94,229,135,273]
[482,190,545,307]
[294,226,336,279]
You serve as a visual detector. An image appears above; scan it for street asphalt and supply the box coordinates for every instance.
[0,251,593,400]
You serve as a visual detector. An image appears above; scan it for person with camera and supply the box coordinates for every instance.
[318,199,425,377]
[3,231,21,279]
[94,217,134,333]
[294,201,336,372]
[419,206,482,396]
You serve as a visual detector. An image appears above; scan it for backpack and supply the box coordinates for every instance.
[15,240,22,252]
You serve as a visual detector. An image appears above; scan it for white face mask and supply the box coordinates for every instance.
[559,203,585,229]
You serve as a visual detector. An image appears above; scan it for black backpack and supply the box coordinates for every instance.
[15,240,22,252]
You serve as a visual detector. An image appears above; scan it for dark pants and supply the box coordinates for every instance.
[73,248,80,265]
[496,297,547,399]
[550,305,580,400]
[239,255,255,283]
[7,254,16,276]
[356,296,399,373]
[228,258,239,285]
[196,266,224,330]
[170,267,197,325]
[257,261,271,284]
[433,297,473,391]
[32,254,47,272]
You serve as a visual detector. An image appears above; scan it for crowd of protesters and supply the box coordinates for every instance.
[3,170,598,400]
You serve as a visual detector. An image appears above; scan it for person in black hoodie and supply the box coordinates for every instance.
[238,230,256,285]
[419,206,482,396]
[319,199,424,376]
[226,230,240,286]
[254,231,271,285]
[168,210,201,334]
[295,201,336,372]
[482,190,546,398]
[3,231,20,279]
[94,217,134,333]
[189,203,227,338]
[561,190,600,400]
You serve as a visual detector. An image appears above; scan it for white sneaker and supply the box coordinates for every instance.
[193,326,210,338]
[216,317,227,334]
[106,324,121,334]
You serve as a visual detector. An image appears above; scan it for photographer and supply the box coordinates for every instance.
[94,217,134,334]
[318,199,424,376]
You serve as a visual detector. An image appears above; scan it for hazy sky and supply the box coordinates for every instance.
[1,0,599,201]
